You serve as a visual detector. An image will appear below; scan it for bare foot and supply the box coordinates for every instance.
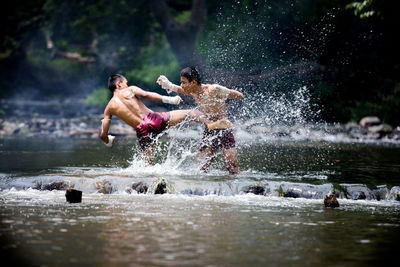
[207,119,232,130]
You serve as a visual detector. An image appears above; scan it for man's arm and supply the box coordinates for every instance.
[99,111,115,146]
[214,84,244,100]
[156,75,190,96]
[134,86,183,105]
[227,89,244,100]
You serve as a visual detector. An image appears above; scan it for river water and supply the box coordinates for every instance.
[1,127,400,266]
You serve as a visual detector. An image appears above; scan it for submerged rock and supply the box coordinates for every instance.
[367,124,393,138]
[324,191,339,208]
[359,116,381,128]
[280,185,328,199]
[345,122,359,131]
[95,180,114,194]
[180,188,222,196]
[154,178,168,194]
[372,185,389,200]
[284,189,301,198]
[181,189,206,196]
[388,186,400,201]
[35,181,69,191]
[345,122,367,138]
[131,181,148,194]
[65,188,82,203]
[243,185,265,195]
[391,126,400,137]
[342,184,375,200]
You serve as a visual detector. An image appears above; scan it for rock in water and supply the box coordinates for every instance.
[359,116,381,128]
[154,178,168,194]
[132,181,148,194]
[343,184,374,200]
[389,186,400,201]
[367,124,393,138]
[324,191,339,208]
[66,188,82,203]
[95,179,114,194]
[243,185,265,195]
[372,185,389,200]
[34,181,68,191]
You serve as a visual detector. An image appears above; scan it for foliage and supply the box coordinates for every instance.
[0,0,46,53]
[125,33,180,89]
[174,10,191,24]
[0,0,399,125]
[346,0,377,18]
[86,88,109,107]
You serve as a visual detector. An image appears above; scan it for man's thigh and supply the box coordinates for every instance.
[168,109,191,127]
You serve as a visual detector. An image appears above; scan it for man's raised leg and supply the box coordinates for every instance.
[168,109,209,127]
[168,109,232,130]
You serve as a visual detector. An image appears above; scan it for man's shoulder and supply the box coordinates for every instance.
[203,84,218,93]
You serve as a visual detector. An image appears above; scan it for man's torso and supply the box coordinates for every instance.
[193,84,227,121]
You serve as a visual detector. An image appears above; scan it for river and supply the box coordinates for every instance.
[1,128,400,266]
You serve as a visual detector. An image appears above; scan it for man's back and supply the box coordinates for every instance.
[105,86,152,128]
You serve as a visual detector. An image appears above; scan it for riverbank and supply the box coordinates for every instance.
[0,115,134,138]
[1,115,399,143]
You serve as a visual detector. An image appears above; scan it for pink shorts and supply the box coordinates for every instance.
[136,112,170,150]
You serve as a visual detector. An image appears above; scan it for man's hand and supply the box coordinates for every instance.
[105,135,115,147]
[156,75,167,85]
[157,75,180,93]
[162,95,183,105]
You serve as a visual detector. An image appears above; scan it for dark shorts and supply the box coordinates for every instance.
[136,112,170,151]
[199,128,236,152]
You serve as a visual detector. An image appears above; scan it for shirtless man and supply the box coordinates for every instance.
[157,67,243,174]
[100,74,228,163]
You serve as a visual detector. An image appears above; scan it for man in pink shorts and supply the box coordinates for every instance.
[100,74,229,163]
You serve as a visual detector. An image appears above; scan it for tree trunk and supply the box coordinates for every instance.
[150,0,206,67]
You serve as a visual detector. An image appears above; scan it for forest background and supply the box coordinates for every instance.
[0,0,398,125]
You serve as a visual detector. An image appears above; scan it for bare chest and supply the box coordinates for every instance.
[194,96,226,119]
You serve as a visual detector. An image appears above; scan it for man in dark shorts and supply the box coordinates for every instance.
[156,67,243,174]
[200,128,236,153]
[100,74,231,163]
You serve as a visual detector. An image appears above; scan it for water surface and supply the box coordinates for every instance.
[1,135,400,266]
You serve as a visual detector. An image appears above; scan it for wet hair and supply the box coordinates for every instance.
[180,66,201,85]
[108,74,126,92]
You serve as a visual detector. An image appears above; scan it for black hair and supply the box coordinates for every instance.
[180,66,201,85]
[108,74,126,92]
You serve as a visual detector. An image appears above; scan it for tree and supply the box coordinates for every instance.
[150,0,206,67]
[150,0,322,89]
